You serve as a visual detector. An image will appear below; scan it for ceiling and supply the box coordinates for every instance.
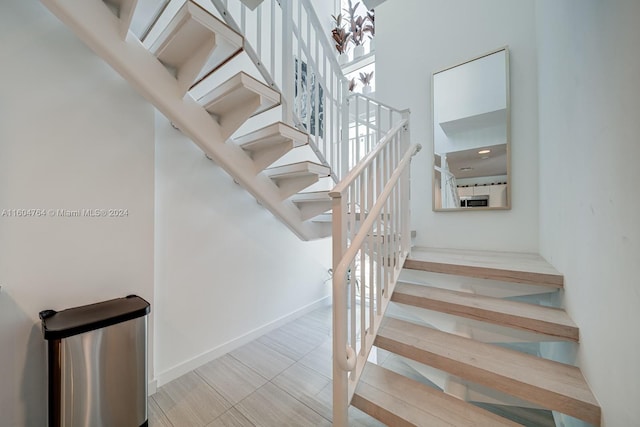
[444,144,507,180]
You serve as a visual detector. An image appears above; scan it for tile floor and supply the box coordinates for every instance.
[149,305,385,427]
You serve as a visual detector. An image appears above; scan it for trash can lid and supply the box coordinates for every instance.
[39,295,150,340]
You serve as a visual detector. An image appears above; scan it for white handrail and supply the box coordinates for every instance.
[211,0,349,182]
[342,94,408,178]
[348,92,410,117]
[330,108,419,426]
[298,0,343,72]
[209,0,281,90]
[209,0,407,184]
[194,12,418,414]
[287,0,349,182]
[331,119,407,196]
[331,144,421,286]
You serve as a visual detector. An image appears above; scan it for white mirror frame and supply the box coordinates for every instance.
[432,46,511,212]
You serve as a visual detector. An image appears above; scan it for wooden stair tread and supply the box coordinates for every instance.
[290,191,332,221]
[235,122,308,151]
[405,247,564,287]
[264,161,330,179]
[198,71,280,118]
[143,0,243,91]
[234,122,309,173]
[353,363,520,427]
[290,191,331,203]
[392,283,579,341]
[375,318,600,425]
[264,162,330,201]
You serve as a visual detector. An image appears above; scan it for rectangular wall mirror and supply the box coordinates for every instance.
[432,47,510,211]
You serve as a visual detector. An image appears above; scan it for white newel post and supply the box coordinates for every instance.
[331,193,349,427]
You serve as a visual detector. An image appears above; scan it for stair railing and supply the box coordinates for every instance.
[209,0,285,95]
[210,0,349,182]
[343,93,406,179]
[330,109,421,427]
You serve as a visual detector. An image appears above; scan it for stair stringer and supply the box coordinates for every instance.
[41,0,327,240]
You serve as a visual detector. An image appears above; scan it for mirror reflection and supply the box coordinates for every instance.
[433,47,510,210]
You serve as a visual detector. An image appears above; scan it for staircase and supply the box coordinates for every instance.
[41,0,348,241]
[40,0,601,425]
[350,247,601,426]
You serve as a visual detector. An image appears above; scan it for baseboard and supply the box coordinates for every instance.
[147,379,157,396]
[153,295,331,388]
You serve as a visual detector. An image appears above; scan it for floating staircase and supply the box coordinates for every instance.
[235,122,309,173]
[39,1,602,425]
[143,0,244,96]
[40,0,334,241]
[196,72,281,140]
[263,162,330,200]
[352,247,601,426]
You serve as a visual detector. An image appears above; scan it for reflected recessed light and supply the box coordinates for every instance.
[459,167,474,171]
[478,149,491,154]
[481,156,490,160]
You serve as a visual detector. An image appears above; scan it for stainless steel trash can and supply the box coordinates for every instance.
[40,295,150,427]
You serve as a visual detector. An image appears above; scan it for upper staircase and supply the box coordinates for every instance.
[350,247,601,426]
[42,0,344,241]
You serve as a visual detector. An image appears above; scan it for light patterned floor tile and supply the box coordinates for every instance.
[272,362,332,420]
[196,354,268,405]
[149,396,173,427]
[229,339,295,380]
[292,310,332,337]
[236,383,331,427]
[257,327,318,361]
[151,306,388,427]
[315,382,387,426]
[206,408,255,427]
[278,318,329,344]
[153,371,232,427]
[298,338,332,379]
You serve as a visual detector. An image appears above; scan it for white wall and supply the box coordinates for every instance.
[310,0,339,34]
[536,0,640,425]
[0,1,155,425]
[154,111,332,385]
[376,0,539,252]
